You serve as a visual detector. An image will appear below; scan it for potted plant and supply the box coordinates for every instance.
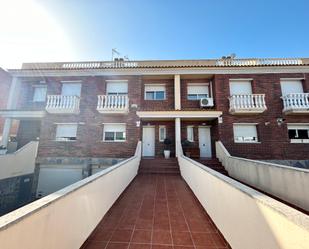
[181,139,192,157]
[163,138,172,159]
[0,145,7,155]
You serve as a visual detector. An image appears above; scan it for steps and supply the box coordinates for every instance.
[196,158,229,176]
[139,158,180,174]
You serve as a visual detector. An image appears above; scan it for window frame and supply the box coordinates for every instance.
[32,85,47,102]
[187,83,209,100]
[55,123,78,142]
[187,126,194,142]
[287,124,309,143]
[233,123,259,143]
[159,126,166,142]
[144,84,166,100]
[103,123,126,142]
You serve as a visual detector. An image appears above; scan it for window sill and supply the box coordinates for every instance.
[234,141,261,144]
[54,140,77,142]
[144,99,166,101]
[290,139,309,144]
[102,140,127,143]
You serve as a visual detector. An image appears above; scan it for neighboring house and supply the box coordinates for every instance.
[0,57,308,196]
[0,68,18,146]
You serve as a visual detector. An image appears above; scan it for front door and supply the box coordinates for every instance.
[198,127,212,158]
[142,127,155,157]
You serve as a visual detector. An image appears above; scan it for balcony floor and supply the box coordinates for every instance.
[82,174,230,249]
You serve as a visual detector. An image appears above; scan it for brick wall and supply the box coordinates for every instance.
[181,78,215,110]
[141,121,175,157]
[140,78,174,111]
[214,73,309,160]
[37,76,141,158]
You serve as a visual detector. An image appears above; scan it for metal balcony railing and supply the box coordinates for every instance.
[281,93,309,114]
[46,95,80,114]
[229,94,267,114]
[97,95,129,113]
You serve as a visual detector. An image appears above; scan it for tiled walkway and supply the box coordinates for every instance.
[82,174,230,249]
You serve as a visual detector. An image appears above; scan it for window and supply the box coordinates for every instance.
[187,126,194,142]
[55,124,77,141]
[287,125,309,143]
[61,82,82,96]
[280,80,304,96]
[145,84,166,100]
[103,124,126,142]
[159,126,166,142]
[33,86,47,102]
[233,124,258,143]
[106,81,128,95]
[229,80,252,95]
[187,84,209,100]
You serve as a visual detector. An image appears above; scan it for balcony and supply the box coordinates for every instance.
[97,95,129,114]
[281,93,309,114]
[45,95,80,114]
[229,94,267,114]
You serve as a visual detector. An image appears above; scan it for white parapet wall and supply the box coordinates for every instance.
[0,141,38,180]
[216,141,309,211]
[177,145,309,249]
[0,141,141,249]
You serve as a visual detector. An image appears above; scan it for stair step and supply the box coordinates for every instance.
[139,158,180,175]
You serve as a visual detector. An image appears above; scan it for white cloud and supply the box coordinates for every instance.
[0,0,76,69]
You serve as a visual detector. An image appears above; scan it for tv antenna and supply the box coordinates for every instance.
[112,48,120,61]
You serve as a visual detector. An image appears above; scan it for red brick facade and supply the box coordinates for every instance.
[13,71,309,160]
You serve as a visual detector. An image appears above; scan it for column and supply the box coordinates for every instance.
[1,118,12,147]
[174,74,181,110]
[0,77,21,148]
[175,117,181,157]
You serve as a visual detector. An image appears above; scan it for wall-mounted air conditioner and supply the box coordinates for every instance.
[200,97,214,107]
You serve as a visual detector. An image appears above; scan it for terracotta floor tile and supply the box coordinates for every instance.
[131,230,152,243]
[105,242,129,249]
[110,229,133,242]
[83,175,230,249]
[128,243,151,249]
[152,230,173,245]
[191,233,215,247]
[151,245,173,249]
[171,232,193,246]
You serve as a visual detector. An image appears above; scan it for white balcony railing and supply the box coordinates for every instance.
[46,95,80,114]
[97,95,129,113]
[229,94,267,114]
[281,93,309,114]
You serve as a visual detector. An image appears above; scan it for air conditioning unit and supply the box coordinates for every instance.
[200,97,214,107]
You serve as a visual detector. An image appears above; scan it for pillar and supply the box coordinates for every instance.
[1,77,21,148]
[174,74,181,110]
[175,117,181,157]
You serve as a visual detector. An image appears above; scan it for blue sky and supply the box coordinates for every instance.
[1,0,309,68]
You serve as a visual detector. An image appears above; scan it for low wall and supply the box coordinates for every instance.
[178,149,309,249]
[0,141,141,249]
[216,141,309,211]
[0,141,38,180]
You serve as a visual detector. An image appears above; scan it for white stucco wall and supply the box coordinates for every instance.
[216,141,309,211]
[0,142,141,249]
[0,141,38,180]
[178,153,309,249]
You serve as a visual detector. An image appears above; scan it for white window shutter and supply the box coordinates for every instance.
[145,85,166,92]
[104,124,126,132]
[229,81,252,95]
[280,80,303,96]
[56,124,77,138]
[33,86,47,102]
[233,125,257,140]
[187,84,209,95]
[61,83,82,96]
[106,82,128,94]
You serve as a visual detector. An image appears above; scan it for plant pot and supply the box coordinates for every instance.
[185,151,191,157]
[164,150,170,159]
[0,149,7,155]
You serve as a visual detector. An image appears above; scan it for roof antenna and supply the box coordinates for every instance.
[112,48,120,61]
